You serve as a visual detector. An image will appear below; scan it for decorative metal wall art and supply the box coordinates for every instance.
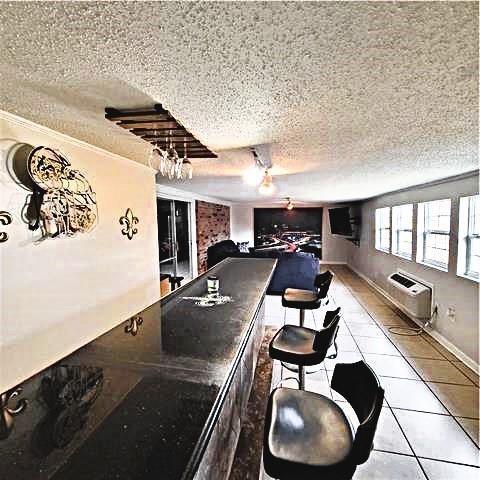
[0,386,28,440]
[125,315,143,336]
[0,211,13,243]
[26,146,98,239]
[119,208,139,240]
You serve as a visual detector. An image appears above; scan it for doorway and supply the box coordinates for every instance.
[157,198,193,285]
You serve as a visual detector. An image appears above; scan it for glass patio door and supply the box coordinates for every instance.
[156,198,192,282]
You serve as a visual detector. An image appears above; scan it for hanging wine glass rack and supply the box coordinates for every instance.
[105,104,217,159]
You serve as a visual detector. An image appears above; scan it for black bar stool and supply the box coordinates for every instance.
[269,308,341,389]
[281,270,334,374]
[282,270,334,329]
[168,275,184,291]
[263,361,384,480]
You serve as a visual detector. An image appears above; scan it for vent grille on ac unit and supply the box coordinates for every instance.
[390,273,415,288]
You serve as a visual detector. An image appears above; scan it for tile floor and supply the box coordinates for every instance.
[261,265,479,479]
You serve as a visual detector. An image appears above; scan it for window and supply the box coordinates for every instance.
[457,194,480,281]
[375,207,390,252]
[392,203,413,259]
[416,199,451,271]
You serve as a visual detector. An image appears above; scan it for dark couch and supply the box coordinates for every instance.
[207,240,319,295]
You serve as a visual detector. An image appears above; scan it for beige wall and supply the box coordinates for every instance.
[0,112,160,393]
[346,174,479,367]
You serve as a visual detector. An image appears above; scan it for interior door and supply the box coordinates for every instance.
[157,198,176,278]
[173,200,192,280]
[156,198,192,282]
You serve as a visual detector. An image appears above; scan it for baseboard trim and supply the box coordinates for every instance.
[346,264,479,374]
[320,261,348,265]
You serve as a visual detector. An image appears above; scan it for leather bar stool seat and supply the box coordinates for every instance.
[269,325,319,366]
[281,270,334,311]
[264,388,355,479]
[263,361,384,480]
[269,308,341,387]
[282,288,320,309]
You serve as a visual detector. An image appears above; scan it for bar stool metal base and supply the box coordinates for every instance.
[281,362,322,374]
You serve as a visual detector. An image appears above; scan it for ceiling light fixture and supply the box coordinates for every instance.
[258,169,275,196]
[286,197,294,210]
[242,165,264,186]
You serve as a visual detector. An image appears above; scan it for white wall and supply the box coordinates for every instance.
[231,202,352,263]
[0,111,160,393]
[231,204,254,245]
[346,173,479,367]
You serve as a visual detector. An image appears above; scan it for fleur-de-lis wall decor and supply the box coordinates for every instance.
[0,211,13,243]
[119,208,139,240]
[124,316,143,336]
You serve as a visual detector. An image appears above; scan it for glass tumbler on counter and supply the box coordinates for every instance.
[207,275,219,295]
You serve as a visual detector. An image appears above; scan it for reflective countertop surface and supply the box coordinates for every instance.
[0,258,276,480]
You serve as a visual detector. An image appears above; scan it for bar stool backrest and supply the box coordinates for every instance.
[323,306,341,328]
[312,308,341,357]
[314,270,334,299]
[331,361,384,465]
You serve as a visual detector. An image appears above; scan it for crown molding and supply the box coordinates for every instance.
[0,109,153,173]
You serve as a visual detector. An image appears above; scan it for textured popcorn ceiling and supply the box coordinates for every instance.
[0,1,478,202]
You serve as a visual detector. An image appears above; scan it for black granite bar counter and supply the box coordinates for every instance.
[0,257,276,480]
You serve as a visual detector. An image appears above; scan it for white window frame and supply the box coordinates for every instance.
[457,194,480,282]
[375,207,391,253]
[416,199,451,272]
[392,203,413,260]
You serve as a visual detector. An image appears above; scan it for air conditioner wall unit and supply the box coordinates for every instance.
[387,271,432,320]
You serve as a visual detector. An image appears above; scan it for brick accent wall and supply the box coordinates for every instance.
[196,201,231,274]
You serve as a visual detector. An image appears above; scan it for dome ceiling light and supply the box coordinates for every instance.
[258,169,275,196]
[242,164,264,186]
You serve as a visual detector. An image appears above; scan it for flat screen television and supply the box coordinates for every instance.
[329,207,353,236]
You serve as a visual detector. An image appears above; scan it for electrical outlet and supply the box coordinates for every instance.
[447,307,456,322]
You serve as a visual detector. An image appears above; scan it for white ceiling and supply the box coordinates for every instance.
[1,2,478,203]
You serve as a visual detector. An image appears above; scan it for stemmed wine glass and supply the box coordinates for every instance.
[147,131,192,180]
[163,131,179,179]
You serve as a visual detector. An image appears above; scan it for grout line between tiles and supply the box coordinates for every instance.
[415,456,480,469]
[332,266,480,453]
[331,269,430,480]
[265,267,479,478]
[401,355,475,387]
[449,360,479,387]
[372,448,415,457]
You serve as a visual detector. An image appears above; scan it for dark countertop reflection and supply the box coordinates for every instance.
[1,258,276,480]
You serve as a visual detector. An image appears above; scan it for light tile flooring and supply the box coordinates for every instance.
[261,265,479,480]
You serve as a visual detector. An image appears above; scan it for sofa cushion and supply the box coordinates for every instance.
[207,240,241,268]
[267,252,319,295]
[206,241,319,295]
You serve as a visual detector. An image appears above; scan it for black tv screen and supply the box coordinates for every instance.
[329,207,353,236]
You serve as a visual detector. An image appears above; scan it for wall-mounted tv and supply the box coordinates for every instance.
[328,207,353,236]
